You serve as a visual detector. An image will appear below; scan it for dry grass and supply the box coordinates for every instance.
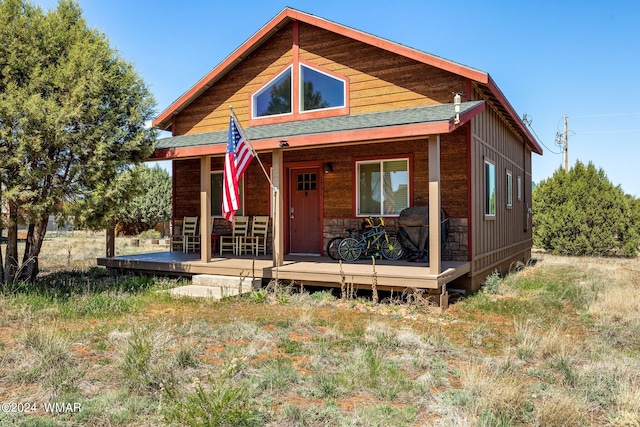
[0,243,639,425]
[17,232,167,273]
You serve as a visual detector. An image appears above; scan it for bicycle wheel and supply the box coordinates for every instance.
[338,237,362,262]
[381,236,404,260]
[326,237,342,260]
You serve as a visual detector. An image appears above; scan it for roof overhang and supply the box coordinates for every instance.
[152,7,542,156]
[151,101,485,160]
[152,8,487,132]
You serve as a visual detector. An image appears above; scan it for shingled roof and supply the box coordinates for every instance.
[154,101,483,152]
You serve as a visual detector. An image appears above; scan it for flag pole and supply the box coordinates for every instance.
[229,106,282,269]
[229,106,277,193]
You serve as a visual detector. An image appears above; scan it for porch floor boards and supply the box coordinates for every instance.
[96,252,470,290]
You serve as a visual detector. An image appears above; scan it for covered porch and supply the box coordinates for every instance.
[97,251,470,305]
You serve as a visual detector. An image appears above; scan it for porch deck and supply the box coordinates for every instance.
[97,252,470,291]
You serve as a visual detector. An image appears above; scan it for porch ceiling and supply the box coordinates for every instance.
[152,101,483,158]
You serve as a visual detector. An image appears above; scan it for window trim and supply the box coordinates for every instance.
[506,170,513,209]
[355,156,411,218]
[251,64,293,120]
[517,175,522,201]
[210,170,244,218]
[299,63,346,114]
[484,159,496,219]
[249,61,349,126]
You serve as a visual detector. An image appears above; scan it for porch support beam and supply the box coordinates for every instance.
[106,227,115,258]
[200,155,212,263]
[272,148,284,267]
[428,134,442,275]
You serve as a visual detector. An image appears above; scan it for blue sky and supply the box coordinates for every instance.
[35,0,640,197]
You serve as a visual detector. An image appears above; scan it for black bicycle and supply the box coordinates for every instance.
[326,227,360,260]
[337,217,404,262]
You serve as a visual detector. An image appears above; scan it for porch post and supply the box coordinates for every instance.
[106,227,115,258]
[428,135,442,275]
[271,148,284,267]
[200,155,212,263]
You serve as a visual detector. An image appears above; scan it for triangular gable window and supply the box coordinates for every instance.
[300,64,345,112]
[252,63,347,120]
[253,66,292,118]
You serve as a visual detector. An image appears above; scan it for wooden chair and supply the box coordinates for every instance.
[219,216,249,255]
[170,219,184,252]
[182,216,200,253]
[240,216,269,255]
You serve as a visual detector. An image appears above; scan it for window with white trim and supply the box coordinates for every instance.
[252,66,292,118]
[484,160,496,217]
[506,170,513,208]
[211,171,243,217]
[300,64,345,112]
[517,176,522,201]
[357,159,409,216]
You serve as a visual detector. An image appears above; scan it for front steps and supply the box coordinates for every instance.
[166,274,260,299]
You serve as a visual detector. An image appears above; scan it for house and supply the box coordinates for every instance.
[100,7,542,303]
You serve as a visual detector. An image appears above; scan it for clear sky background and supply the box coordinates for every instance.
[35,0,640,197]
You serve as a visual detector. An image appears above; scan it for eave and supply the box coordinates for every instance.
[151,101,485,160]
[152,7,488,131]
[152,7,541,156]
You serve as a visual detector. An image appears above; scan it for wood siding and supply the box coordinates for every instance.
[173,133,469,227]
[173,22,294,135]
[470,96,533,277]
[173,159,201,218]
[298,23,466,115]
[172,22,467,136]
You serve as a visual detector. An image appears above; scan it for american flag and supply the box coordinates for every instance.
[222,115,254,221]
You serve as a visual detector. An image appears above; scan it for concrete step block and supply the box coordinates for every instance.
[192,274,260,297]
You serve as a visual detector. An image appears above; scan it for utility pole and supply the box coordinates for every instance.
[563,114,569,173]
[556,115,570,173]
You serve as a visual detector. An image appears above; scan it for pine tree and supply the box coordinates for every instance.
[533,161,639,257]
[115,165,172,235]
[0,0,156,283]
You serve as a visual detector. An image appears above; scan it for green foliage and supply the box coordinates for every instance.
[0,0,156,283]
[247,288,268,303]
[138,229,162,240]
[533,161,640,257]
[118,327,175,392]
[163,369,263,427]
[114,165,171,234]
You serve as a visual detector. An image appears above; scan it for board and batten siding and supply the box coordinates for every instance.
[470,100,533,278]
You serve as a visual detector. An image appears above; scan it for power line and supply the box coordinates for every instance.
[522,113,563,155]
[533,112,640,120]
[575,129,640,135]
[570,112,640,119]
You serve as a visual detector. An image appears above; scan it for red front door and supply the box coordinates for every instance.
[289,167,321,254]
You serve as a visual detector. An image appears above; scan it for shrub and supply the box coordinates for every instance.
[115,165,172,236]
[533,161,639,257]
[116,327,174,392]
[163,370,262,426]
[138,229,161,240]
